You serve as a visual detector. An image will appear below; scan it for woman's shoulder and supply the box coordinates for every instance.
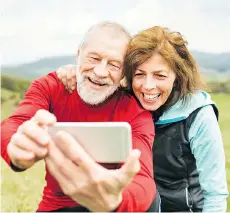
[156,90,217,125]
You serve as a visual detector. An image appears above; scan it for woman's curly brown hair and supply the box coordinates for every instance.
[123,26,205,110]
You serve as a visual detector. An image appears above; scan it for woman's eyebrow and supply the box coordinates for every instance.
[137,68,167,73]
[136,69,146,73]
[151,66,169,72]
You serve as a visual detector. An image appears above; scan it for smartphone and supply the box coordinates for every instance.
[48,122,132,163]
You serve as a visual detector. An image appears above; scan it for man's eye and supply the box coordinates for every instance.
[111,64,120,69]
[89,57,100,62]
[108,63,120,71]
[92,57,99,60]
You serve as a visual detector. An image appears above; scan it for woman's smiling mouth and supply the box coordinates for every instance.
[142,93,160,102]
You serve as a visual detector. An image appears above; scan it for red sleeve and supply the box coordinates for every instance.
[1,72,57,166]
[116,111,156,212]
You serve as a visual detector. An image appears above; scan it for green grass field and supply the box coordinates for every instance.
[1,89,230,212]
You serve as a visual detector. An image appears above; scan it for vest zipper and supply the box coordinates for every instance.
[185,187,193,212]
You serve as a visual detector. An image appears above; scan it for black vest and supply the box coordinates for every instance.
[153,106,218,212]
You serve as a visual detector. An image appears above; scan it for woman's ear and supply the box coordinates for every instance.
[173,78,178,89]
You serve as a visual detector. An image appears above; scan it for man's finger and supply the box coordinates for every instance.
[71,77,76,91]
[32,109,56,126]
[7,142,35,161]
[121,149,141,174]
[45,155,75,196]
[20,120,50,146]
[116,149,141,188]
[46,141,84,192]
[53,131,97,173]
[70,66,77,76]
[14,133,48,158]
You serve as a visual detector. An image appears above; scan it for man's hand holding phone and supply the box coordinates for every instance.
[45,131,141,212]
[8,109,141,211]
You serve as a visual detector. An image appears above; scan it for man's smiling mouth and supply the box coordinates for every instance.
[88,77,107,86]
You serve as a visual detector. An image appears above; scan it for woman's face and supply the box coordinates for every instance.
[132,53,176,111]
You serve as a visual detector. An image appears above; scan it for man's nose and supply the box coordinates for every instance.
[93,60,109,77]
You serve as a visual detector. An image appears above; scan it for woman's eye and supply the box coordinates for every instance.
[157,74,167,78]
[134,73,143,76]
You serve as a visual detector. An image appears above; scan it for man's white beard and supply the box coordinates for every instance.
[77,72,119,105]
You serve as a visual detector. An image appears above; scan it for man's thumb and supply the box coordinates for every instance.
[118,149,141,187]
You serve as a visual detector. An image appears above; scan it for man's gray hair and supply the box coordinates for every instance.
[79,21,131,49]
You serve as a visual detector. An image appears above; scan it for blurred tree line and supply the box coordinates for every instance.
[207,80,230,93]
[1,75,31,105]
[1,75,31,95]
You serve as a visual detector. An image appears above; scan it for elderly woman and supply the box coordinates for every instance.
[57,26,228,212]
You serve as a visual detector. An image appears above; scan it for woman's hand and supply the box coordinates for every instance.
[56,65,77,93]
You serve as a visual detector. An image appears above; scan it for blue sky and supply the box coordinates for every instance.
[1,0,230,65]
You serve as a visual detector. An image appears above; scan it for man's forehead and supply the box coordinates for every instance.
[83,35,128,62]
[87,26,129,41]
[86,28,129,45]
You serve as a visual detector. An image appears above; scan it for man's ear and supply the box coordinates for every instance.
[76,49,80,64]
[120,77,128,88]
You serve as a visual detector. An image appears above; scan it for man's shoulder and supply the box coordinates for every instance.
[114,89,150,121]
[28,71,71,106]
[35,71,59,85]
[118,89,145,110]
[33,71,65,92]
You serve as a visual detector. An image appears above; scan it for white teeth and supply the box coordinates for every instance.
[143,93,159,100]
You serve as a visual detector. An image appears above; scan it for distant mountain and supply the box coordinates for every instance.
[192,51,230,73]
[1,51,230,81]
[1,55,76,80]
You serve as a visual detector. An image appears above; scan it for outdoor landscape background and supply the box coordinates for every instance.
[1,0,230,212]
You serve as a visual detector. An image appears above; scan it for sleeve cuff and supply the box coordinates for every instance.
[10,161,27,172]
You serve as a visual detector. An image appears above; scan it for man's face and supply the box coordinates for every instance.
[76,31,129,105]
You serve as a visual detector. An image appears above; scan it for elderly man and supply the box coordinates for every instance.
[1,22,156,212]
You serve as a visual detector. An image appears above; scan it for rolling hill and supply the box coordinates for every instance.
[1,51,230,81]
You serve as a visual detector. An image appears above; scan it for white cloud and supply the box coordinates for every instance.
[0,0,229,65]
[119,0,230,52]
[0,0,101,64]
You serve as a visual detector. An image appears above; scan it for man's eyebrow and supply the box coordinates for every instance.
[87,52,123,64]
[109,60,122,65]
[88,52,100,56]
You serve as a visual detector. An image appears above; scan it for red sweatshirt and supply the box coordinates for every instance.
[1,72,156,212]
